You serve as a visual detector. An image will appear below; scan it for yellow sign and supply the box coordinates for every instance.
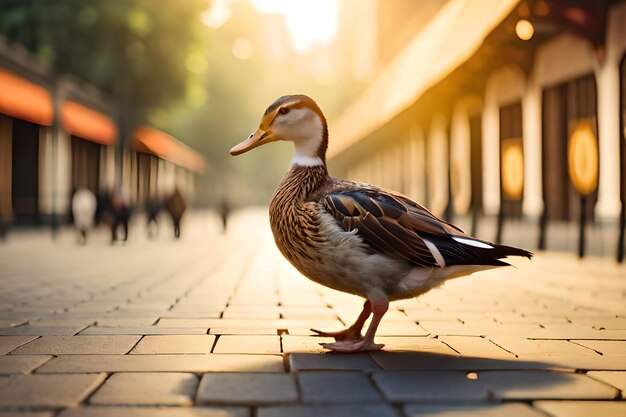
[568,121,598,196]
[501,138,524,200]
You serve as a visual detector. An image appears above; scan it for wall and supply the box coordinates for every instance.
[405,124,426,203]
[38,127,71,219]
[450,97,482,215]
[0,115,12,218]
[99,145,116,194]
[482,66,526,215]
[428,113,448,217]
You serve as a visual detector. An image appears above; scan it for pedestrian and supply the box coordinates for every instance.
[165,187,186,239]
[71,188,97,245]
[145,198,163,239]
[219,198,230,233]
[109,191,131,243]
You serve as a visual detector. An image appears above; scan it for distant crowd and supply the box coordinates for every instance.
[71,187,188,244]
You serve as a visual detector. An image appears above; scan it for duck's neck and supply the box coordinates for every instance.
[291,154,324,167]
[290,116,328,167]
[275,163,328,203]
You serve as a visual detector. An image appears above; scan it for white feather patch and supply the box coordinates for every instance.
[452,236,494,249]
[423,238,446,268]
[292,155,324,167]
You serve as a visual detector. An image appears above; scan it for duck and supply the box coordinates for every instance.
[230,94,532,353]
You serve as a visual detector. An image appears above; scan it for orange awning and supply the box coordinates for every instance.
[61,100,117,145]
[133,126,205,174]
[0,68,53,126]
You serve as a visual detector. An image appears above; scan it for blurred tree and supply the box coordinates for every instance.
[0,0,209,205]
[0,0,209,121]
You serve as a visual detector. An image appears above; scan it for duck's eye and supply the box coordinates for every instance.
[278,107,289,115]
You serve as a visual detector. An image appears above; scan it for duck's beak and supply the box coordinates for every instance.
[230,128,276,156]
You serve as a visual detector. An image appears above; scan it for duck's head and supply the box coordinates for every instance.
[230,94,328,166]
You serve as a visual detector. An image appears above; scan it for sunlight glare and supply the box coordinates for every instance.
[248,0,339,53]
[202,0,231,29]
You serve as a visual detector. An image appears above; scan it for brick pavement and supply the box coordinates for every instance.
[0,209,625,416]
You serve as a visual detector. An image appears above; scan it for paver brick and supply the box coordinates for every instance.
[374,321,429,336]
[369,351,544,371]
[0,355,52,374]
[213,335,280,354]
[439,336,515,359]
[162,310,223,318]
[96,317,159,327]
[281,335,333,353]
[90,372,198,405]
[57,407,249,417]
[534,400,626,417]
[372,371,489,401]
[197,373,298,405]
[404,403,546,417]
[223,318,343,333]
[572,339,626,354]
[131,335,216,354]
[0,319,28,328]
[298,371,381,402]
[222,310,280,319]
[156,318,213,328]
[0,336,38,354]
[489,337,597,357]
[488,337,623,370]
[209,327,279,335]
[376,336,457,353]
[12,335,140,355]
[586,371,626,398]
[258,403,400,417]
[538,323,626,340]
[0,412,55,417]
[81,326,209,335]
[30,319,97,328]
[289,353,380,371]
[417,321,546,337]
[480,370,619,400]
[0,326,85,336]
[37,354,284,373]
[0,373,105,408]
[278,307,336,320]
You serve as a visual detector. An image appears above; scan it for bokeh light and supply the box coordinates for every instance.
[232,37,254,60]
[515,18,534,40]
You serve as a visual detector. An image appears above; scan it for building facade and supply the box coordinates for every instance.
[329,0,626,259]
[0,38,204,229]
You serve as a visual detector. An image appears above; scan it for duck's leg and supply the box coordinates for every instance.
[321,296,389,353]
[311,300,371,341]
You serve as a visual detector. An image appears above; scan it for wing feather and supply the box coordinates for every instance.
[324,192,438,267]
[322,183,531,267]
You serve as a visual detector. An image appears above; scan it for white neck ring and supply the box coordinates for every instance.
[292,154,324,167]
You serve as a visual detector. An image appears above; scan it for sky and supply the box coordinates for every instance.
[202,0,339,53]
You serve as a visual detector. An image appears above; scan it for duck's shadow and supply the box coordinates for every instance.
[290,351,606,403]
[290,350,554,372]
[366,350,550,371]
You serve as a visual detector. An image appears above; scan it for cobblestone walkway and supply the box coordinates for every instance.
[0,209,625,417]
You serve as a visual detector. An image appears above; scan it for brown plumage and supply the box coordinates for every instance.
[232,95,532,353]
[269,165,329,258]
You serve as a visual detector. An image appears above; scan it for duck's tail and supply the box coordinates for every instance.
[492,244,533,261]
[426,234,534,267]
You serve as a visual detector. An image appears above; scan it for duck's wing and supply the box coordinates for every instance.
[322,183,530,267]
